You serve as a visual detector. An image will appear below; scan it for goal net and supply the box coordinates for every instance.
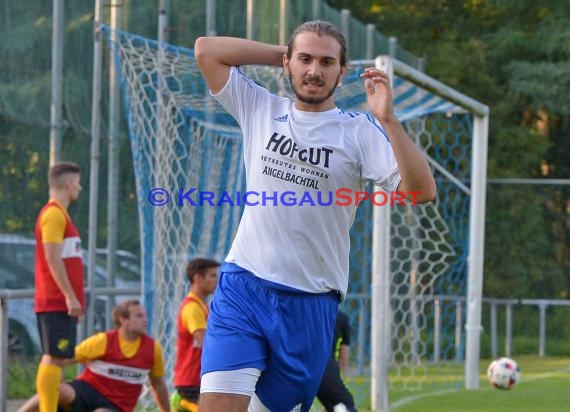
[104,25,483,409]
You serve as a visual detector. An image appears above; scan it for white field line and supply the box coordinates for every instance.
[389,367,570,410]
[390,388,459,410]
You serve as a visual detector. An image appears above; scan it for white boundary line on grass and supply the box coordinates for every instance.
[390,367,570,410]
[389,388,460,410]
[515,367,570,384]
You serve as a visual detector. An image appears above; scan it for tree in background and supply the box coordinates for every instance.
[326,0,570,299]
[0,1,140,252]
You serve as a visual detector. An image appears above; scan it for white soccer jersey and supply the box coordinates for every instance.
[214,66,401,297]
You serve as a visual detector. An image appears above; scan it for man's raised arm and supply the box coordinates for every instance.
[361,67,437,203]
[194,37,286,94]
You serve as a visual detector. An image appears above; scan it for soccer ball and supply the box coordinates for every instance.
[487,357,521,390]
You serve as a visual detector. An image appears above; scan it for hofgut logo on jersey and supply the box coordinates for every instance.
[265,132,333,169]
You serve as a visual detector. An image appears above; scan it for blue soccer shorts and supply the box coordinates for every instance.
[201,264,340,412]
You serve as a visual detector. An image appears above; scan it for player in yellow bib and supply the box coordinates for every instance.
[34,162,84,412]
[171,258,220,411]
[18,300,170,412]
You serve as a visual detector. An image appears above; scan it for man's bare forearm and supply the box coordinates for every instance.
[150,376,171,412]
[195,36,286,68]
[45,256,77,301]
[380,115,436,203]
[44,243,82,316]
[362,68,436,203]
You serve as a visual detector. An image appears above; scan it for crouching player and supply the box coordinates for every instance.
[18,300,170,412]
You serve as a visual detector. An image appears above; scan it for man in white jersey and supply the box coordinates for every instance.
[194,20,436,412]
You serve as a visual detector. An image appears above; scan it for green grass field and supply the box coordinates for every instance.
[9,356,570,411]
[342,356,570,411]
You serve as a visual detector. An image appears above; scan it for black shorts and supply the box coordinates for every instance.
[36,312,77,358]
[316,359,357,412]
[175,386,200,403]
[68,380,118,412]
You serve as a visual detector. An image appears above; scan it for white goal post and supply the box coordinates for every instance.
[372,55,489,411]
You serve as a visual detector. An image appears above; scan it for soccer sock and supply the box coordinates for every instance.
[180,399,199,412]
[36,363,62,412]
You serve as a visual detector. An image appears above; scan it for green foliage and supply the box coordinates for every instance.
[8,356,76,399]
[507,61,570,115]
[7,357,37,399]
[0,0,141,253]
[324,0,570,300]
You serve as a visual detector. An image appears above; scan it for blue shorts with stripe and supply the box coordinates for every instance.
[201,263,340,412]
